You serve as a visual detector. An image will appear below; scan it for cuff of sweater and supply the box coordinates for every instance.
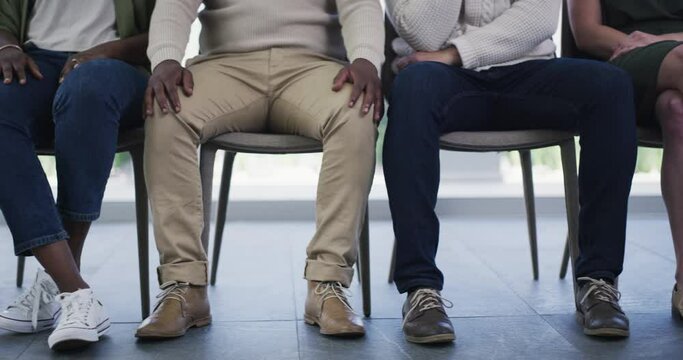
[149,47,186,71]
[449,36,480,70]
[348,47,385,77]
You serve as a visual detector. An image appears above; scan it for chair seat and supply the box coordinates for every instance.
[206,132,323,154]
[439,130,575,152]
[638,126,663,149]
[35,127,145,156]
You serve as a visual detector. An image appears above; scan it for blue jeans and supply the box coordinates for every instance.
[384,59,638,293]
[0,48,147,255]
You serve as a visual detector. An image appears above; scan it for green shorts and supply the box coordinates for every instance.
[610,40,682,126]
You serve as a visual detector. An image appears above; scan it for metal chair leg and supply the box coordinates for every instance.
[560,140,580,298]
[210,152,236,286]
[200,145,218,255]
[16,256,25,288]
[388,239,396,284]
[559,233,570,279]
[131,148,150,320]
[520,150,539,280]
[359,206,371,317]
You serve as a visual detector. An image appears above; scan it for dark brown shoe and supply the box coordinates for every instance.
[402,288,455,344]
[576,277,629,337]
[304,281,364,337]
[135,281,211,338]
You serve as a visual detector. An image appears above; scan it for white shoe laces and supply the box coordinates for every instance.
[314,282,355,313]
[57,291,94,328]
[578,277,621,306]
[403,289,453,327]
[154,281,189,311]
[7,274,55,331]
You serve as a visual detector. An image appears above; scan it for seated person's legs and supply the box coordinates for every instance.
[139,55,269,338]
[268,52,377,337]
[52,59,147,267]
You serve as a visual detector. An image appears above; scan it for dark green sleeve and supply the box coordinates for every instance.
[0,0,22,39]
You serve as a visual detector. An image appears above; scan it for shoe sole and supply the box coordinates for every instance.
[135,315,212,339]
[49,318,110,351]
[303,314,365,337]
[575,311,629,337]
[405,333,456,344]
[0,308,61,334]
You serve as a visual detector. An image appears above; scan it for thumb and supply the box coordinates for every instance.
[332,68,350,91]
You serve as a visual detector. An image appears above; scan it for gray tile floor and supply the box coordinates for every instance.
[0,215,681,359]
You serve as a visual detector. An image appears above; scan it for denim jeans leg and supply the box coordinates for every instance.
[0,49,69,255]
[52,59,148,221]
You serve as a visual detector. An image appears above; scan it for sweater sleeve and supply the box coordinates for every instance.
[385,0,462,52]
[147,0,202,70]
[336,0,385,74]
[449,0,561,69]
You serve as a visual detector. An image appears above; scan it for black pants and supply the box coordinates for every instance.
[383,59,637,293]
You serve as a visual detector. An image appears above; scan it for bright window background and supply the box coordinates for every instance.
[39,9,662,201]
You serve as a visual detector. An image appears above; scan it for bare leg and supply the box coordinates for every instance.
[32,240,89,293]
[657,47,683,289]
[62,220,92,269]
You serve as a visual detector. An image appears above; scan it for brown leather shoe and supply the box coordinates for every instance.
[402,288,455,344]
[304,281,364,337]
[135,281,211,338]
[576,277,629,337]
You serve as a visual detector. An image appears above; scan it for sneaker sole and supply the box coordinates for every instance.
[49,318,110,351]
[303,314,365,337]
[405,333,456,344]
[575,311,629,337]
[0,308,61,334]
[135,316,212,339]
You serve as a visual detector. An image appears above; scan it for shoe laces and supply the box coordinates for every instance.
[7,273,55,331]
[155,281,189,311]
[314,282,354,313]
[57,291,94,328]
[578,277,621,306]
[403,289,453,327]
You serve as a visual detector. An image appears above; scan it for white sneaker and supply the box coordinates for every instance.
[48,289,110,350]
[0,269,60,333]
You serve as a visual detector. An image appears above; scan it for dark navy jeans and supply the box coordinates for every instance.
[0,48,147,255]
[384,59,637,293]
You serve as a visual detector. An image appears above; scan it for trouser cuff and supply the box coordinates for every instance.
[395,278,444,294]
[304,259,354,288]
[157,261,208,286]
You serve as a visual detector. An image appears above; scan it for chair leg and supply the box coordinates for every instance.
[211,152,236,286]
[559,140,580,298]
[16,256,26,287]
[388,239,396,284]
[559,233,570,279]
[520,150,539,280]
[131,148,150,320]
[199,145,218,256]
[359,206,371,317]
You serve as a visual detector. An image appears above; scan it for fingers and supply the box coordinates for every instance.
[361,81,375,115]
[396,54,416,71]
[2,63,13,84]
[181,69,194,96]
[349,79,363,108]
[153,83,171,114]
[332,68,349,92]
[12,61,26,84]
[167,81,181,113]
[374,87,385,122]
[144,86,155,117]
[26,57,43,80]
[59,62,76,83]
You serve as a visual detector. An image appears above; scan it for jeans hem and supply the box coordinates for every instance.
[395,278,444,294]
[576,271,617,283]
[15,230,69,256]
[58,207,100,222]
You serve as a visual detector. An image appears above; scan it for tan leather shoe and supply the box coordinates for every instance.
[135,281,211,338]
[304,281,364,337]
[672,285,683,320]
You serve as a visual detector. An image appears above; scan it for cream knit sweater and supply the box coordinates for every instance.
[386,0,561,70]
[147,0,385,73]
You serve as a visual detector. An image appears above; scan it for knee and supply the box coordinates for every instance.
[391,62,453,101]
[328,108,377,160]
[53,59,123,112]
[657,90,683,143]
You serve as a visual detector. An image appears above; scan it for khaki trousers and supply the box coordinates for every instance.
[145,49,377,286]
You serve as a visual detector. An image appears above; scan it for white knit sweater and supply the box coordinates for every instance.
[385,0,561,70]
[147,0,385,72]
